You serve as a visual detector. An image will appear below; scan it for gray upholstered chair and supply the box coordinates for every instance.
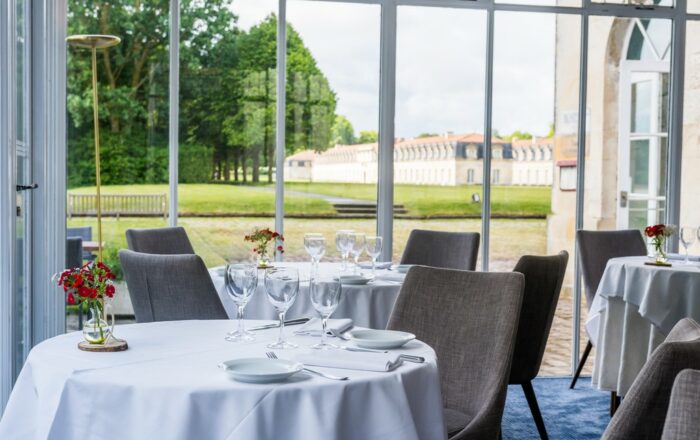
[571,229,647,389]
[66,237,83,269]
[399,229,480,271]
[509,251,569,440]
[602,318,700,440]
[119,250,227,322]
[67,226,94,260]
[661,369,700,440]
[387,266,524,439]
[125,226,195,255]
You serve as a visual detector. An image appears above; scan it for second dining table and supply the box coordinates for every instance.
[210,262,406,329]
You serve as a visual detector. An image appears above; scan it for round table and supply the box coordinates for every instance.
[210,262,405,329]
[586,256,700,395]
[0,320,445,440]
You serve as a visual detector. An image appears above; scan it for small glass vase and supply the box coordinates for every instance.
[653,239,667,264]
[257,251,272,268]
[83,303,111,344]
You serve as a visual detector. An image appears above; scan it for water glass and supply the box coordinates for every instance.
[365,236,383,276]
[225,263,258,341]
[335,230,354,271]
[681,227,696,264]
[264,267,300,349]
[304,233,326,277]
[309,277,342,350]
[348,233,366,274]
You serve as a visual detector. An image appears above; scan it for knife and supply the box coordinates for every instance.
[248,318,310,331]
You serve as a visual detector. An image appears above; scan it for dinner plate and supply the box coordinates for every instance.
[393,264,414,274]
[358,262,393,270]
[348,329,416,349]
[221,358,303,383]
[336,275,373,285]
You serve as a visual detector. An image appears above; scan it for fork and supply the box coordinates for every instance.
[266,351,349,381]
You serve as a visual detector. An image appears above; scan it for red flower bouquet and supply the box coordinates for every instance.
[244,227,284,267]
[644,223,676,263]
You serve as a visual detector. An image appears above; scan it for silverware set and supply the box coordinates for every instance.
[266,351,349,381]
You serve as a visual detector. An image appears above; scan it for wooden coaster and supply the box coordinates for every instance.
[644,261,672,267]
[78,339,129,352]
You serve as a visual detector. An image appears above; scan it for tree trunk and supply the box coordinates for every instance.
[242,152,247,183]
[252,145,260,183]
[233,149,240,182]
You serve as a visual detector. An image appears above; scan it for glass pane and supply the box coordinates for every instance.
[591,0,673,6]
[690,0,700,13]
[284,1,380,266]
[494,12,581,376]
[177,0,277,268]
[631,80,652,133]
[630,139,650,193]
[66,1,170,330]
[679,20,700,254]
[496,0,580,6]
[394,6,485,267]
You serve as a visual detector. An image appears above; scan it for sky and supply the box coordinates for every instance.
[231,0,556,139]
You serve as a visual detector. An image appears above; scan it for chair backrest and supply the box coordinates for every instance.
[602,318,700,440]
[67,226,92,241]
[119,249,227,322]
[125,227,195,255]
[661,369,700,440]
[509,251,569,384]
[66,237,83,269]
[399,229,480,271]
[576,229,647,309]
[387,266,524,439]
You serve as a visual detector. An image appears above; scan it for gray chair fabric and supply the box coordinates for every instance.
[387,266,525,440]
[602,318,700,440]
[66,237,83,269]
[125,227,195,255]
[661,369,700,440]
[67,226,93,260]
[509,251,569,439]
[399,229,480,271]
[576,229,647,310]
[119,249,227,322]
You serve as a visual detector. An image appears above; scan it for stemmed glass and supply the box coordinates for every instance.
[335,230,354,271]
[680,227,696,264]
[304,233,326,278]
[225,263,258,341]
[308,276,342,350]
[264,267,300,349]
[348,232,366,274]
[365,236,383,277]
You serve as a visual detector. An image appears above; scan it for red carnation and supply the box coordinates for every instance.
[67,292,75,305]
[105,284,115,298]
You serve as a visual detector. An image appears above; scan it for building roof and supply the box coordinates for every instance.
[285,150,318,161]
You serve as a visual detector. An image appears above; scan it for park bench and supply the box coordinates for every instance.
[68,194,168,219]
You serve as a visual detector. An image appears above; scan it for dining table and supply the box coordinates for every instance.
[0,319,445,440]
[209,262,406,330]
[586,255,700,396]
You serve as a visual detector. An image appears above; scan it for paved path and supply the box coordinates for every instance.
[245,185,375,205]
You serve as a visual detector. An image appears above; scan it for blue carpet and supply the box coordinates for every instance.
[503,377,609,439]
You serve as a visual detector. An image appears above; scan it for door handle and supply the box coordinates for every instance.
[16,183,38,191]
[620,190,628,208]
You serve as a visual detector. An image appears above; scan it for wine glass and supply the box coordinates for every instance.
[264,267,300,349]
[335,230,354,271]
[348,232,366,274]
[225,263,258,342]
[308,276,342,350]
[365,236,383,276]
[304,233,326,278]
[681,227,696,265]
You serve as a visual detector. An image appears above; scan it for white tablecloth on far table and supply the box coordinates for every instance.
[586,256,700,395]
[0,320,445,440]
[210,262,405,329]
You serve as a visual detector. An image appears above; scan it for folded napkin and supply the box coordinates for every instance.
[667,253,700,262]
[294,318,353,337]
[374,272,406,283]
[290,349,402,372]
[358,261,393,270]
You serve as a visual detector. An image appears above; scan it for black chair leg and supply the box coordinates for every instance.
[610,391,621,416]
[569,340,593,389]
[522,381,548,440]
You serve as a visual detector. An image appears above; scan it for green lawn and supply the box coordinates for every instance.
[69,182,551,217]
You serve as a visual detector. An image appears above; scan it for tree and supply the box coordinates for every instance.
[417,132,439,139]
[357,130,378,144]
[331,115,355,146]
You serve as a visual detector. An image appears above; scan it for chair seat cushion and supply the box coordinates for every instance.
[444,407,469,436]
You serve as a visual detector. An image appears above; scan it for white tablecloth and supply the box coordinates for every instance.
[210,262,405,330]
[0,320,445,440]
[586,256,700,395]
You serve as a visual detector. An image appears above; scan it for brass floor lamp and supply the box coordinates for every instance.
[66,34,120,263]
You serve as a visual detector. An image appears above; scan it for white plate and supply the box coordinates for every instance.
[336,275,373,285]
[393,264,414,274]
[348,329,416,349]
[358,262,393,270]
[221,358,303,383]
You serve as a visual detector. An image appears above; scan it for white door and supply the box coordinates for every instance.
[618,63,669,230]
